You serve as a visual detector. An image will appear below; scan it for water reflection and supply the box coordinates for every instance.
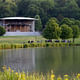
[35,47,80,75]
[0,48,36,72]
[0,47,80,75]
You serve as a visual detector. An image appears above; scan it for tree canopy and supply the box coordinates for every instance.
[35,15,42,31]
[60,24,73,39]
[0,0,80,26]
[42,18,61,39]
[0,0,17,17]
[71,25,80,43]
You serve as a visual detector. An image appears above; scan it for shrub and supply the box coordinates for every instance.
[0,26,6,36]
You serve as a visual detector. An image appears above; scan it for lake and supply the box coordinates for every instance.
[0,47,80,75]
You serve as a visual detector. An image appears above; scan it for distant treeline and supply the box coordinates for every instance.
[0,0,80,25]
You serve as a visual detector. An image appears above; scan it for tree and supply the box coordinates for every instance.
[55,0,67,7]
[39,0,55,26]
[50,17,59,24]
[40,0,54,12]
[60,18,74,26]
[16,0,29,16]
[0,0,17,17]
[35,15,42,31]
[71,25,79,43]
[77,0,80,7]
[67,0,79,9]
[74,20,80,28]
[27,4,40,17]
[0,26,6,36]
[42,18,61,39]
[60,24,73,39]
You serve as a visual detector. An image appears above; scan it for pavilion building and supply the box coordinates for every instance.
[0,17,40,36]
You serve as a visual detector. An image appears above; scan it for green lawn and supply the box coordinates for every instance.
[0,36,80,44]
[0,36,46,43]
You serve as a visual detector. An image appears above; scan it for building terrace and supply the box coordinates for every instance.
[0,17,40,36]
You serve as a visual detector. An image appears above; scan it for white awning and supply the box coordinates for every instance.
[0,17,37,20]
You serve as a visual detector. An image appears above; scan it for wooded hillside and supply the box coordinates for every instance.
[0,0,80,25]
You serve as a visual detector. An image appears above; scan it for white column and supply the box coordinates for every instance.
[3,20,5,28]
[10,25,11,32]
[32,21,35,32]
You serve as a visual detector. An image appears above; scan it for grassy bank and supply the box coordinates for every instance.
[0,36,45,44]
[0,36,80,44]
[0,43,73,49]
[0,36,79,49]
[0,66,80,80]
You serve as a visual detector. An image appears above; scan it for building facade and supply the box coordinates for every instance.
[0,17,40,36]
[0,17,35,32]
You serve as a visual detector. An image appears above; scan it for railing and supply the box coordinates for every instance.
[5,23,32,26]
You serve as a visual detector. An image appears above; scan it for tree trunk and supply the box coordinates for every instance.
[73,38,75,43]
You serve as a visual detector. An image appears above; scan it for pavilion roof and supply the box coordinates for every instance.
[0,17,37,20]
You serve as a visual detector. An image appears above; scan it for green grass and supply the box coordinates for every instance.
[0,36,80,44]
[0,36,45,43]
[0,36,75,49]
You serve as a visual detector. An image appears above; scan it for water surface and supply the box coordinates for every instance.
[0,47,80,75]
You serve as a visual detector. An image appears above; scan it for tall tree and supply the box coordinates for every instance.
[35,15,42,31]
[0,0,17,17]
[17,0,30,16]
[27,4,40,17]
[77,0,80,7]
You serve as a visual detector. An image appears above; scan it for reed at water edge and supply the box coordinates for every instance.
[0,66,80,80]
